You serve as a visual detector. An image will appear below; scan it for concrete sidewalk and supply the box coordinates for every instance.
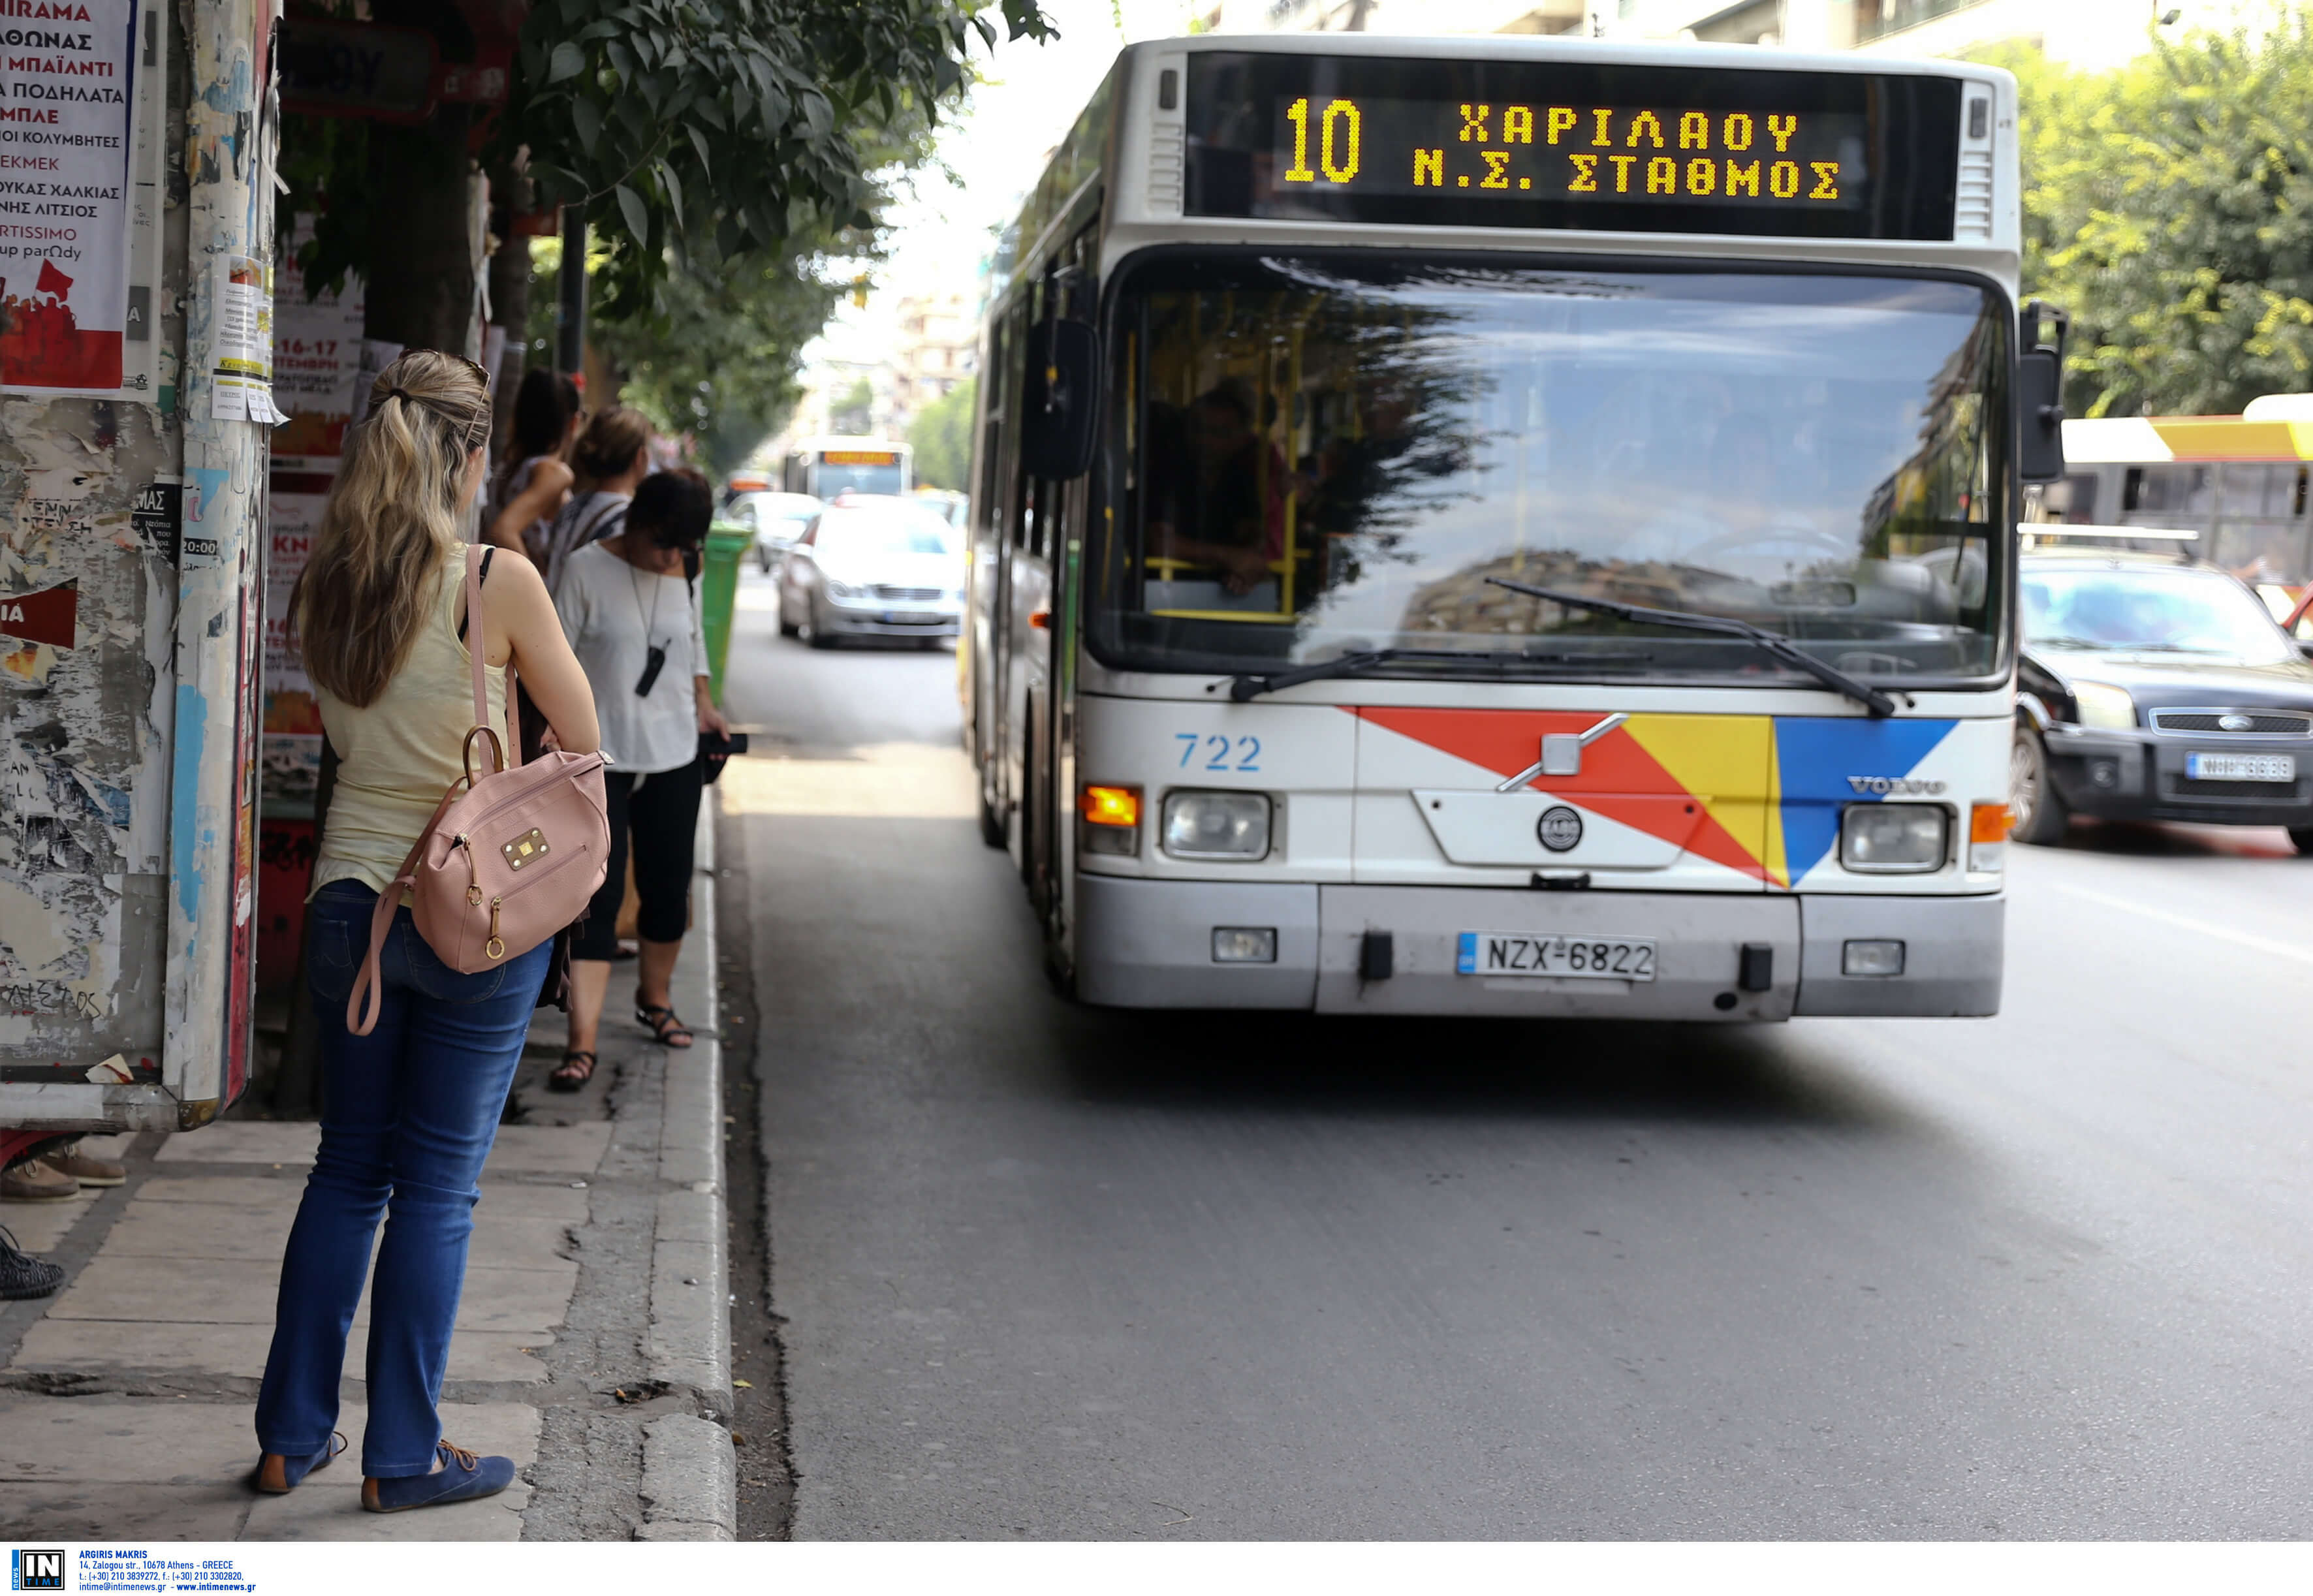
[0,811,734,1541]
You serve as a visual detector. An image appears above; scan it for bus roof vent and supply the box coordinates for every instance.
[1954,144,1993,241]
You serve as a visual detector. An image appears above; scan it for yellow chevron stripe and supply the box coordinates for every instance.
[1622,713,1777,884]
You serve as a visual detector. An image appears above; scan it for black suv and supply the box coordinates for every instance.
[2013,548,2313,851]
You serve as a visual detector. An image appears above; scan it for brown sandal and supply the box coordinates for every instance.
[548,1050,596,1091]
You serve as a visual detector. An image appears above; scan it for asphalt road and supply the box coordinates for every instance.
[716,567,2313,1540]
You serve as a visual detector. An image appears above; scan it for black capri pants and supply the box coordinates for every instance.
[573,759,704,960]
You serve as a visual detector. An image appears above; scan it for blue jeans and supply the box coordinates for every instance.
[255,880,550,1477]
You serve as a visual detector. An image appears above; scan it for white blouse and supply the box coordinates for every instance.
[554,540,707,775]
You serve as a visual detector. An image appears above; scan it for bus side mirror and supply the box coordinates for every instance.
[1022,319,1099,481]
[2019,348,2066,484]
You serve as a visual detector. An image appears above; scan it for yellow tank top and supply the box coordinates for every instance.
[311,542,510,899]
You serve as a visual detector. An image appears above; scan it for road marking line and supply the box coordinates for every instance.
[2046,879,2313,967]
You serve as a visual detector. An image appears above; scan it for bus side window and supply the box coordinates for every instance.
[1001,299,1032,552]
[979,319,1007,537]
[2122,467,2144,513]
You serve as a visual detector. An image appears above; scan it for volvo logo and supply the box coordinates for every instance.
[2219,713,2255,731]
[1537,805,1584,852]
[1846,776,1946,795]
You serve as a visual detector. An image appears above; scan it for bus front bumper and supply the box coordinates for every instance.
[1073,876,2003,1020]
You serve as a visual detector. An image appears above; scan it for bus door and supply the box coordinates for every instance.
[1019,242,1100,925]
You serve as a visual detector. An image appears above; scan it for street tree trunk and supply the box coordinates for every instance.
[487,170,535,457]
[360,108,481,353]
[359,0,482,353]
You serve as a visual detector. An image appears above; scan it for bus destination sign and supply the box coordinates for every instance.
[1184,54,1963,242]
[823,450,900,465]
[1276,99,1865,211]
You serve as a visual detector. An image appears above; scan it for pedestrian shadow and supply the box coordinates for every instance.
[1048,1005,1923,1136]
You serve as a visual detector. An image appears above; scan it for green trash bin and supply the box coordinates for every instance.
[700,523,751,706]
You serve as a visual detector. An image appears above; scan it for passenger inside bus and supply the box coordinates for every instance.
[1145,383,1283,597]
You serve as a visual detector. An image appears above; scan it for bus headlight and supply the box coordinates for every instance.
[1840,803,1947,873]
[1161,790,1271,860]
[2071,680,2136,730]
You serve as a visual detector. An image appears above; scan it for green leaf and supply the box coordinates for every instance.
[615,182,650,247]
[548,40,584,82]
[571,93,603,155]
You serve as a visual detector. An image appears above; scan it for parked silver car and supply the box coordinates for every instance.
[777,497,966,648]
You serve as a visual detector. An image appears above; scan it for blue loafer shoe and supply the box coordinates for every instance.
[361,1440,516,1513]
[251,1431,347,1495]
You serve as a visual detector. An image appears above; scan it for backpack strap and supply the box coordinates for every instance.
[461,542,517,776]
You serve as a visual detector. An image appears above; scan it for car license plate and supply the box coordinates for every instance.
[1456,931,1657,980]
[881,611,937,625]
[2186,751,2295,782]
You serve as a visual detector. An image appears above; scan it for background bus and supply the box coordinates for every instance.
[965,35,2053,1022]
[2048,407,2313,628]
[781,436,913,499]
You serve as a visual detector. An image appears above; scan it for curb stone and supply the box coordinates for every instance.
[633,799,736,1539]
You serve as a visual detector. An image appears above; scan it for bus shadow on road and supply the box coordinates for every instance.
[2039,818,2298,859]
[1050,1007,1918,1134]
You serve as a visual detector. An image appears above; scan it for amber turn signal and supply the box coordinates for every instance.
[1080,785,1141,828]
[1969,802,2010,843]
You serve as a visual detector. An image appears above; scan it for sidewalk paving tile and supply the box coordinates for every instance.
[10,1319,554,1383]
[3,1482,252,1541]
[133,1175,590,1221]
[1,1189,97,1251]
[101,1206,574,1271]
[154,1123,322,1165]
[42,1255,576,1333]
[480,1122,614,1174]
[0,1395,539,1542]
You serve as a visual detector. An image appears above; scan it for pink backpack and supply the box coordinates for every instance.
[347,545,610,1035]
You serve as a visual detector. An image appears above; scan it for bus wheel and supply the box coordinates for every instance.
[2009,723,2069,845]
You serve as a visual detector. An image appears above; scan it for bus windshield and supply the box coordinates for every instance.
[1095,256,2011,686]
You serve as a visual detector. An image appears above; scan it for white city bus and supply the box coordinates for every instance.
[963,35,2062,1019]
[781,435,914,499]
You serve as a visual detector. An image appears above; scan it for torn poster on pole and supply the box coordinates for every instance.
[0,0,140,396]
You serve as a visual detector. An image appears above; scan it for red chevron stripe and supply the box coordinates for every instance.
[1352,706,1770,883]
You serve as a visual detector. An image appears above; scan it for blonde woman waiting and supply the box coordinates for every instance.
[254,351,601,1514]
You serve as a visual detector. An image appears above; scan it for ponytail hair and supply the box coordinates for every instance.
[294,350,493,708]
[572,404,652,486]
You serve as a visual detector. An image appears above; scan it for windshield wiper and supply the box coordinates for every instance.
[1219,646,1643,702]
[1483,578,1899,717]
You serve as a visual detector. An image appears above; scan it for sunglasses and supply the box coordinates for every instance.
[387,349,495,448]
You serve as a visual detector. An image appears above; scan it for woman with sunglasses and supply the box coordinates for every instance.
[254,350,601,1514]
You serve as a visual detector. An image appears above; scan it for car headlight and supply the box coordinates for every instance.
[1161,790,1271,860]
[824,578,857,599]
[1840,803,1948,873]
[2071,680,2136,730]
